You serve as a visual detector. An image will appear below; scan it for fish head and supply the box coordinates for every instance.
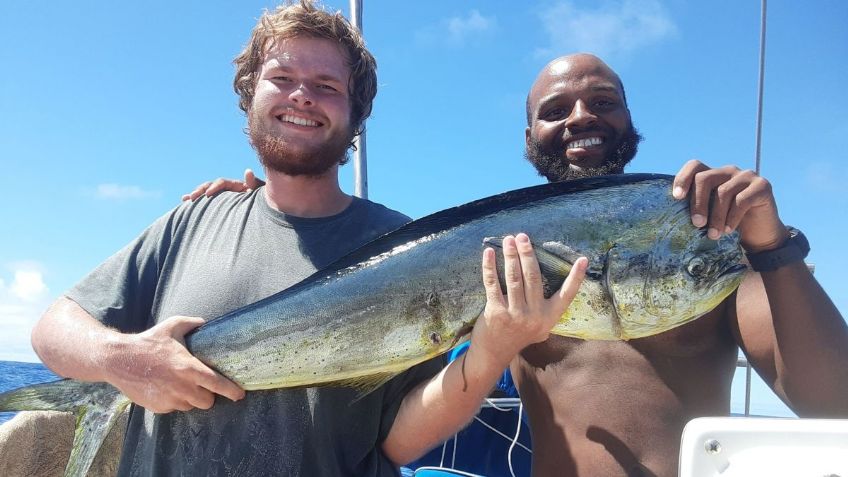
[607,212,747,339]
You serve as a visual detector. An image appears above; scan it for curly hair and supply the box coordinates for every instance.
[233,0,377,138]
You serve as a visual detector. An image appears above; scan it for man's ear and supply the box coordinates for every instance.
[525,126,531,147]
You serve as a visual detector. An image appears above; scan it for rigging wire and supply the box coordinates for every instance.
[754,0,767,176]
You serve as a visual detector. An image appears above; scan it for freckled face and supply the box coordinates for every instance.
[248,36,354,176]
[525,56,638,181]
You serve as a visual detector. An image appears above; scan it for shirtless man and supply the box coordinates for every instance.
[514,53,848,476]
[189,53,848,476]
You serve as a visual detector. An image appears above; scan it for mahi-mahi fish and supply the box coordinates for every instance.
[0,174,747,476]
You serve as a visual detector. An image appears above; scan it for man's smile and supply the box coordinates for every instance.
[566,136,604,150]
[276,113,322,127]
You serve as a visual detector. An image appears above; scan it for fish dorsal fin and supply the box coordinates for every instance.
[194,173,672,332]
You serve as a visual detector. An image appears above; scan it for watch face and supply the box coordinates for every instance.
[787,227,810,254]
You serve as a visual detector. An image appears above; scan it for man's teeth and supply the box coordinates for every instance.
[281,115,319,127]
[567,137,603,149]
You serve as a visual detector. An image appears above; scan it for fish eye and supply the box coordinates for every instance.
[687,257,707,277]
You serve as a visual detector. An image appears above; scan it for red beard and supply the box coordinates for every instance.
[248,110,352,177]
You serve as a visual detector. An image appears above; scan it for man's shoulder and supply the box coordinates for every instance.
[169,190,260,224]
[354,197,411,229]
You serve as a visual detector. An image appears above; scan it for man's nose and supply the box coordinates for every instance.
[288,83,313,106]
[565,99,597,129]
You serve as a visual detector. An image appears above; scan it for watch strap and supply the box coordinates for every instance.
[745,227,810,272]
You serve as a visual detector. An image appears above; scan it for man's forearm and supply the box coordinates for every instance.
[32,296,246,412]
[31,296,123,383]
[382,342,510,465]
[762,262,848,415]
[380,237,587,464]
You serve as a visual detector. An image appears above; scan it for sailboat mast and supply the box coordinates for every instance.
[349,0,368,199]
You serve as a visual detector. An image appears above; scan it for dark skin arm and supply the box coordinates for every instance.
[181,169,265,201]
[674,160,848,416]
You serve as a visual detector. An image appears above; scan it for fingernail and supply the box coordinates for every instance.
[692,214,707,227]
[516,234,529,243]
[724,225,733,234]
[708,228,720,240]
[673,186,685,199]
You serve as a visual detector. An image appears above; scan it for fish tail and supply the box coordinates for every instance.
[0,379,130,477]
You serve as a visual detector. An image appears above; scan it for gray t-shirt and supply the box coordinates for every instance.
[67,189,443,477]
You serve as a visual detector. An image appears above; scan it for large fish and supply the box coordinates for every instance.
[0,174,747,476]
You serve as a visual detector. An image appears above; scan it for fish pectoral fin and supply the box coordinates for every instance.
[330,372,401,402]
[482,236,505,249]
[534,246,575,277]
[483,236,576,298]
[0,379,130,477]
[483,236,575,273]
[534,247,578,299]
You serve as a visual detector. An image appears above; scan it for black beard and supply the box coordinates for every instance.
[524,126,643,182]
[248,110,352,177]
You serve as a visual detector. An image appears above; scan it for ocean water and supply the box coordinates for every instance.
[0,360,58,425]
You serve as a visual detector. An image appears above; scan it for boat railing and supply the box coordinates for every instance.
[738,356,753,416]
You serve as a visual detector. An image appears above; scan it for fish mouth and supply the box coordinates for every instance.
[720,263,748,278]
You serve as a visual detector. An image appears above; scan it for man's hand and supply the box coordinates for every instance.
[181,168,265,202]
[672,160,788,252]
[104,315,245,413]
[471,233,587,367]
[382,234,586,464]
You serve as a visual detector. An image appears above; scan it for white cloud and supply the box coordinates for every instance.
[0,263,50,362]
[446,10,495,43]
[92,183,162,200]
[416,10,497,47]
[0,304,43,362]
[10,270,47,302]
[534,0,677,59]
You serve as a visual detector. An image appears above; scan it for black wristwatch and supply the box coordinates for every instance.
[745,226,810,272]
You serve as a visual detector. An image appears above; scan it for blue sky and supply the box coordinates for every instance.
[1,1,845,417]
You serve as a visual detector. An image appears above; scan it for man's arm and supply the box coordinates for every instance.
[734,263,848,416]
[32,297,245,413]
[382,233,588,465]
[674,160,848,416]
